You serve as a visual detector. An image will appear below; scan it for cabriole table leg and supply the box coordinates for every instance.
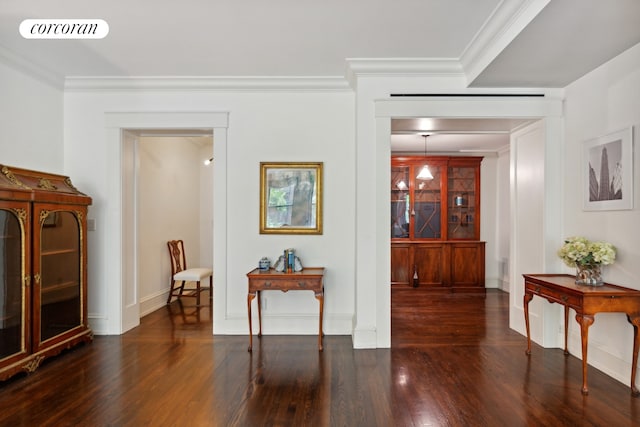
[576,313,594,395]
[524,292,533,355]
[247,293,255,351]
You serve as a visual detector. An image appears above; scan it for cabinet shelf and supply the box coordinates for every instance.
[0,314,19,322]
[41,281,78,293]
[41,248,78,256]
[41,281,79,305]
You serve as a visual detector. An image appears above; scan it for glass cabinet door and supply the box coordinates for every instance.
[413,163,442,239]
[0,207,28,361]
[38,210,81,343]
[391,165,410,238]
[391,157,480,242]
[447,166,477,239]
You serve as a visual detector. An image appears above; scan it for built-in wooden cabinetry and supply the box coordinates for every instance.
[391,156,485,292]
[0,165,92,381]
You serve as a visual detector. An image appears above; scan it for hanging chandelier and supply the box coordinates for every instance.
[416,134,433,180]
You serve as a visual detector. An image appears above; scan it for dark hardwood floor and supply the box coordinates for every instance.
[1,289,639,426]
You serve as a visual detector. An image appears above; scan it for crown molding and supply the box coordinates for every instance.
[0,45,64,89]
[497,144,511,156]
[345,58,464,88]
[460,0,551,85]
[64,76,351,92]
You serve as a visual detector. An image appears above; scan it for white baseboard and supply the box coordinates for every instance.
[485,277,500,289]
[140,290,170,317]
[214,312,354,336]
[87,314,108,335]
[567,330,634,388]
[352,325,378,349]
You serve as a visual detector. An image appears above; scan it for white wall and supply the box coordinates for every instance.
[0,62,63,172]
[480,155,499,288]
[63,89,356,336]
[495,147,510,291]
[137,136,212,316]
[562,41,640,386]
[200,143,214,268]
[508,121,563,346]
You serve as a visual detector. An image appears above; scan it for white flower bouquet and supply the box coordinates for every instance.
[557,236,616,268]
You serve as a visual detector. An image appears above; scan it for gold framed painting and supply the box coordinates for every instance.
[260,162,323,234]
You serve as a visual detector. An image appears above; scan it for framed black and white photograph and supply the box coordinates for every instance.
[583,127,633,211]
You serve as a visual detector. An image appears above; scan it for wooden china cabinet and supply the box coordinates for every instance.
[0,165,92,381]
[391,156,485,292]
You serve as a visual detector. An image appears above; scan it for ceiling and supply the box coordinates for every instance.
[470,0,640,87]
[391,118,534,154]
[2,0,639,152]
[1,0,501,78]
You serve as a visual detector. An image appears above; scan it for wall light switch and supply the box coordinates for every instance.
[87,218,96,231]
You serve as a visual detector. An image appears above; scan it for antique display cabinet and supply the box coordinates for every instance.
[0,165,92,381]
[391,156,485,292]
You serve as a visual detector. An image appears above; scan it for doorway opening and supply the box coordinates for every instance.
[122,128,214,330]
[388,116,540,347]
[104,111,228,336]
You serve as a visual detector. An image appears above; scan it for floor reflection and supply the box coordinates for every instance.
[165,299,210,325]
[164,291,212,346]
[212,335,332,426]
[2,291,638,426]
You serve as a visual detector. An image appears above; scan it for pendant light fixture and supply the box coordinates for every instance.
[416,134,434,180]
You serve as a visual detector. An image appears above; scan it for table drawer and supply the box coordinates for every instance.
[249,278,321,292]
[528,285,581,307]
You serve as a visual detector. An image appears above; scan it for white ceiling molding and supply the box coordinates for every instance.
[497,144,511,156]
[460,0,551,86]
[345,58,464,88]
[64,76,351,92]
[344,1,552,90]
[0,45,64,89]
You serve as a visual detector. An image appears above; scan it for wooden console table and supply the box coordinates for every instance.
[247,267,325,351]
[523,274,640,396]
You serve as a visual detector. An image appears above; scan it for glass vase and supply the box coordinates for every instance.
[575,264,603,286]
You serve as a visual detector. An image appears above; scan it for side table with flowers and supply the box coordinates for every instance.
[557,237,616,286]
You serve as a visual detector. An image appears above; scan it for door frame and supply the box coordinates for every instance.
[355,96,564,348]
[105,112,228,334]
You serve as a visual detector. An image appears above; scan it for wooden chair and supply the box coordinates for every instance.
[166,240,212,306]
